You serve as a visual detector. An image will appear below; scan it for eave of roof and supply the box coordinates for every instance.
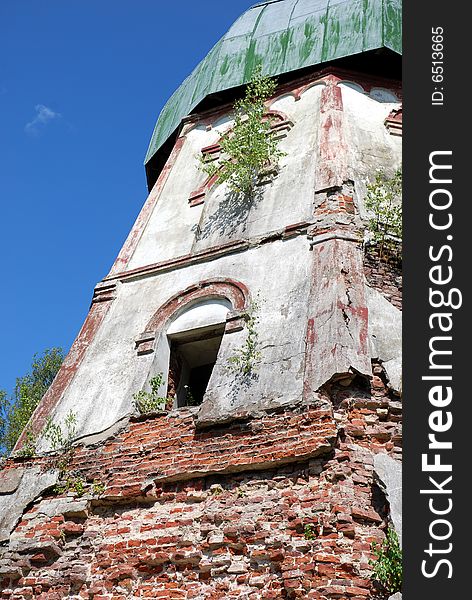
[145,0,402,168]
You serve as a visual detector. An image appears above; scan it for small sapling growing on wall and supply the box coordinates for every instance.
[43,410,77,452]
[369,527,403,593]
[227,294,262,376]
[199,65,286,196]
[133,373,170,414]
[365,167,402,262]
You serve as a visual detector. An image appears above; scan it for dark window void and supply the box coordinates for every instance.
[167,324,225,408]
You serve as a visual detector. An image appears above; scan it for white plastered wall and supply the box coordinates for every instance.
[340,83,402,218]
[39,79,404,445]
[44,237,311,442]
[127,85,323,270]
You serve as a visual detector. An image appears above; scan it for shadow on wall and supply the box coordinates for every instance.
[193,186,265,242]
[227,368,259,406]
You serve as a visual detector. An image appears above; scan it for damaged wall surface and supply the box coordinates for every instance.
[0,368,401,599]
[18,71,401,447]
[1,7,402,595]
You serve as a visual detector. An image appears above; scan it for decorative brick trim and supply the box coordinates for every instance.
[183,67,401,138]
[14,285,118,451]
[188,111,293,206]
[224,310,246,333]
[316,77,348,192]
[385,107,403,136]
[303,237,371,398]
[200,142,221,160]
[135,279,250,355]
[91,281,117,304]
[308,229,362,247]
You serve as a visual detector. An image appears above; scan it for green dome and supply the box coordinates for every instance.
[145,0,401,173]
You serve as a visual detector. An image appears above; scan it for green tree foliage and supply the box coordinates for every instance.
[133,373,169,414]
[369,527,403,593]
[199,66,285,196]
[0,347,64,456]
[43,410,77,452]
[227,295,262,376]
[365,167,402,261]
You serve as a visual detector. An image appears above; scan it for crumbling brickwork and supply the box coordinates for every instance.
[0,8,403,597]
[363,249,402,312]
[0,366,401,599]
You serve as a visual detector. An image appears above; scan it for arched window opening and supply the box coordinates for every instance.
[165,298,231,407]
[167,323,225,407]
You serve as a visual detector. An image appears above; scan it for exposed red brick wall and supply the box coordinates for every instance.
[363,248,402,311]
[0,367,401,600]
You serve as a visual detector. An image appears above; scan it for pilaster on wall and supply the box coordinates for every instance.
[304,234,371,397]
[316,77,348,192]
[303,76,371,396]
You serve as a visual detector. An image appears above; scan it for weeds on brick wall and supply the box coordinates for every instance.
[303,523,317,540]
[227,295,262,376]
[14,429,38,458]
[369,527,403,593]
[199,65,285,197]
[43,410,77,452]
[133,373,170,414]
[12,408,105,499]
[236,487,246,498]
[14,409,77,458]
[54,462,106,498]
[365,167,402,262]
[40,411,91,498]
[54,470,105,498]
[210,484,224,496]
[92,479,106,496]
[54,473,86,497]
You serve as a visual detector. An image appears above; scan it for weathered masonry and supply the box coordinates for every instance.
[0,1,402,598]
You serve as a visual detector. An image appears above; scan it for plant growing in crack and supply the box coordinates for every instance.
[19,410,104,499]
[369,526,402,594]
[303,523,317,540]
[38,411,89,498]
[42,410,77,452]
[133,372,171,414]
[365,167,402,262]
[199,65,286,197]
[14,429,38,458]
[227,294,262,376]
[92,479,106,496]
[210,484,224,496]
[236,486,246,499]
[54,473,87,497]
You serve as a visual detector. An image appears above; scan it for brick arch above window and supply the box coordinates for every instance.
[135,279,250,356]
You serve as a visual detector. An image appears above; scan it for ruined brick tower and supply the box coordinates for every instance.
[1,1,403,598]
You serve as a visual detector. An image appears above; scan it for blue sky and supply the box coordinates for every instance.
[0,0,255,395]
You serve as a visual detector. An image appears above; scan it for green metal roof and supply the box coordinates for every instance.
[145,0,402,167]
